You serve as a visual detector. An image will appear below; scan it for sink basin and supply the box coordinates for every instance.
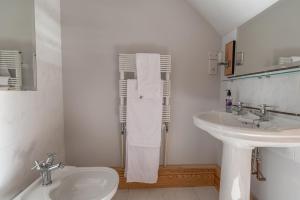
[193,111,300,200]
[14,166,119,200]
[194,111,300,147]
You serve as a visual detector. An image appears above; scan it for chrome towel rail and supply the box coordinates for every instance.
[119,54,171,167]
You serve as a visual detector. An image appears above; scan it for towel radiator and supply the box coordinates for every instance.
[119,54,171,167]
[0,50,22,90]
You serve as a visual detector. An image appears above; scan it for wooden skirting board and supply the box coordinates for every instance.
[115,164,254,200]
[114,165,220,190]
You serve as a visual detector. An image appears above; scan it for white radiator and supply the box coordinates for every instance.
[119,54,171,167]
[0,50,22,90]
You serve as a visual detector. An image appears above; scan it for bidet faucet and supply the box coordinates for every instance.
[32,153,64,186]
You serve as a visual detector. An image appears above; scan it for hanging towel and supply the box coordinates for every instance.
[126,79,162,183]
[126,145,161,183]
[136,53,161,99]
[126,80,162,147]
[0,76,10,86]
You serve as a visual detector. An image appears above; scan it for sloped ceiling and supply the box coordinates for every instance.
[186,0,279,35]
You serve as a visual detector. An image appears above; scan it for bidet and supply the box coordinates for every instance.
[14,166,119,200]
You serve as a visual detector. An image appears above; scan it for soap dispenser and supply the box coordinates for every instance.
[225,89,232,113]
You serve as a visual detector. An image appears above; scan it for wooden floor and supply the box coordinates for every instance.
[114,165,220,190]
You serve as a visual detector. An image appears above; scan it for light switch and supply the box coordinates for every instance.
[208,52,218,75]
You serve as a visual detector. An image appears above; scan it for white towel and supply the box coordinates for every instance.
[126,80,162,147]
[126,80,162,183]
[136,53,161,99]
[0,76,10,86]
[126,145,160,183]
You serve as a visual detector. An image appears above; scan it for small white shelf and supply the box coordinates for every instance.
[223,61,300,81]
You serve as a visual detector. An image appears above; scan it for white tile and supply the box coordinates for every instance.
[193,187,219,200]
[128,189,150,200]
[160,188,199,200]
[125,188,199,200]
[118,187,219,200]
[112,189,129,200]
[147,188,168,200]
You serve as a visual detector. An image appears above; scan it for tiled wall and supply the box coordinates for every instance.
[227,72,300,114]
[0,0,65,199]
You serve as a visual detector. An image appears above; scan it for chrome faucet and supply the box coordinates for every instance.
[250,104,273,122]
[232,101,246,115]
[32,153,64,186]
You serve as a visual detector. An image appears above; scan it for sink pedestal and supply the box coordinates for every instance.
[220,143,254,200]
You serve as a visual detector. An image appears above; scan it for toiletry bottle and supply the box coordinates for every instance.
[225,90,232,113]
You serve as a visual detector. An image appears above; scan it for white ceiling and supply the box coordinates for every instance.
[186,0,279,35]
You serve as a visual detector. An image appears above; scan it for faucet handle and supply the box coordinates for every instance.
[233,101,248,108]
[258,104,274,110]
[257,104,275,116]
[46,153,56,164]
[47,153,56,158]
[237,101,247,106]
[32,160,42,170]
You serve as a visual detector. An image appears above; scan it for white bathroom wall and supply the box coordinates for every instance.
[61,0,222,167]
[0,0,65,199]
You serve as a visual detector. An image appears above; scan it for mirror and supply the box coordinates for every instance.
[235,0,300,76]
[0,0,36,91]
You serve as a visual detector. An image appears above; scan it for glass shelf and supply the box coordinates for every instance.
[223,61,300,81]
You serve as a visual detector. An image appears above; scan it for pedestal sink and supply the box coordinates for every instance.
[193,111,300,200]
